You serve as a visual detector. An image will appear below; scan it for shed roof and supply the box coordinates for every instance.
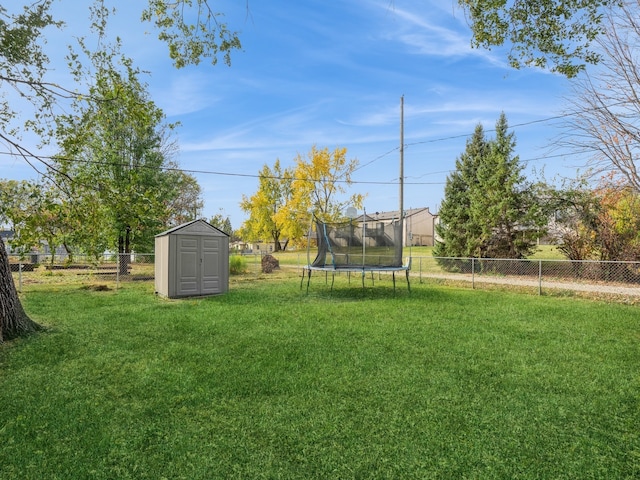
[155,219,229,238]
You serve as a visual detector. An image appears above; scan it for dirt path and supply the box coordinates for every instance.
[418,272,640,297]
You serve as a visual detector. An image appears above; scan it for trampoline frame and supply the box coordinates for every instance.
[301,216,411,293]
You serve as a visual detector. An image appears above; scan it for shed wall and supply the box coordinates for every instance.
[155,220,229,298]
[154,235,170,297]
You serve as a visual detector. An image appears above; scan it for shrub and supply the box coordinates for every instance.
[229,255,247,275]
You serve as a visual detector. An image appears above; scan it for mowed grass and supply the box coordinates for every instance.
[1,275,639,479]
[270,243,566,269]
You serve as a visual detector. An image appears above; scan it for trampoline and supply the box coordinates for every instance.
[301,215,411,293]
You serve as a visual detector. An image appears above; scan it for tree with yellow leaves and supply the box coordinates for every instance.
[275,145,365,245]
[239,160,293,251]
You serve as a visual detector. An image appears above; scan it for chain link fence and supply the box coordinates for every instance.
[8,253,155,291]
[8,252,270,291]
[9,252,640,297]
[413,256,640,297]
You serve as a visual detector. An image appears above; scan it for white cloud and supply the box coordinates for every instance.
[154,72,223,117]
[371,1,507,67]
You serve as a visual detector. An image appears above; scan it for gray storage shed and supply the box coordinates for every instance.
[155,219,229,298]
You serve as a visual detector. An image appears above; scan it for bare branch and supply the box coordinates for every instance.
[559,1,640,191]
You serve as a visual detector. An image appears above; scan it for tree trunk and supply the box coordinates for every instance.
[272,231,282,252]
[0,239,42,342]
[63,243,74,263]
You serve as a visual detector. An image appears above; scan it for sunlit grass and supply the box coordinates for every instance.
[1,277,639,478]
[527,244,566,259]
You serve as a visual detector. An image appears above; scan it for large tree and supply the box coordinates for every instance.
[435,114,544,259]
[241,147,365,249]
[471,113,545,258]
[0,2,61,340]
[277,145,365,245]
[239,160,293,251]
[0,0,241,342]
[54,40,178,261]
[433,124,487,258]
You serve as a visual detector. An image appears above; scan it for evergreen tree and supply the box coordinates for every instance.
[210,210,233,236]
[434,124,487,258]
[435,114,545,259]
[472,112,543,258]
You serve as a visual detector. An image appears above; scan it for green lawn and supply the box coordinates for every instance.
[1,275,639,479]
[271,243,565,266]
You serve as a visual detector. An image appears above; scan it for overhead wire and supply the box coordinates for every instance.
[0,100,633,187]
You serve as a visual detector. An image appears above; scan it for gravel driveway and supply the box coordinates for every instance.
[418,272,640,297]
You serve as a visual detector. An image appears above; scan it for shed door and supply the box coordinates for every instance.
[201,237,222,294]
[177,235,223,296]
[177,236,200,296]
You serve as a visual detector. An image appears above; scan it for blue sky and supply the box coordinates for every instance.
[2,0,583,230]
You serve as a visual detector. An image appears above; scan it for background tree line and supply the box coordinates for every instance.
[436,1,640,263]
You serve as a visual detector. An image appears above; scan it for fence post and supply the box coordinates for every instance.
[538,260,542,296]
[116,254,120,289]
[472,257,475,289]
[18,263,23,292]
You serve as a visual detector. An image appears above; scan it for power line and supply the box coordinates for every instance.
[403,112,575,149]
[352,147,399,173]
[0,140,625,188]
[355,100,631,172]
[1,100,633,187]
[405,100,630,149]
[0,150,444,186]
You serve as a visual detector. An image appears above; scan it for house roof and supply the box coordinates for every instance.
[359,207,436,222]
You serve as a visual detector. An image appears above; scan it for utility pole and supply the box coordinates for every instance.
[399,95,404,244]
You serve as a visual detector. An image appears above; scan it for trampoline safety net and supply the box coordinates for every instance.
[309,217,404,269]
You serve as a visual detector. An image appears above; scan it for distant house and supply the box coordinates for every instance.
[243,240,290,253]
[230,241,248,253]
[360,208,439,247]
